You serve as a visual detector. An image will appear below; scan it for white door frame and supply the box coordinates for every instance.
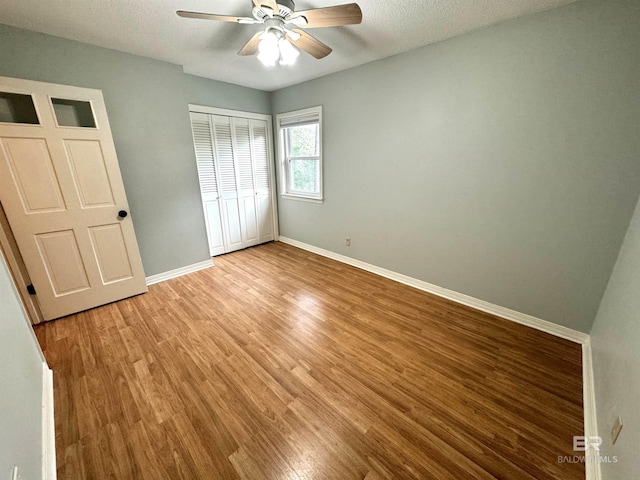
[0,202,44,324]
[188,104,280,243]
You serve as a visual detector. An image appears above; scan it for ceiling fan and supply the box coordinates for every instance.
[177,0,362,66]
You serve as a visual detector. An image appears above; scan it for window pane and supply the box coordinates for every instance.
[0,92,39,124]
[287,124,319,157]
[290,159,319,194]
[51,98,96,128]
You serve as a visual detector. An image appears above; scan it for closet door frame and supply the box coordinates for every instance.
[188,104,279,246]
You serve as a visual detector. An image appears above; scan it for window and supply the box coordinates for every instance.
[51,98,96,128]
[277,106,323,202]
[0,92,39,124]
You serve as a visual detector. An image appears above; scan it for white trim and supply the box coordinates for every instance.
[145,259,214,286]
[277,236,589,344]
[582,339,601,480]
[276,106,323,202]
[0,205,45,325]
[42,363,56,480]
[188,104,269,121]
[280,193,324,204]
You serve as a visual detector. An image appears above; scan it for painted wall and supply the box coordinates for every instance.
[0,23,271,276]
[272,0,640,332]
[0,250,45,479]
[590,193,640,479]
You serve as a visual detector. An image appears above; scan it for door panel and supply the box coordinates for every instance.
[257,194,274,242]
[0,76,148,320]
[203,201,225,256]
[241,196,259,243]
[232,118,259,248]
[223,199,243,251]
[89,223,133,284]
[212,115,244,252]
[190,113,225,256]
[64,140,115,208]
[250,119,274,243]
[1,137,66,213]
[35,230,90,296]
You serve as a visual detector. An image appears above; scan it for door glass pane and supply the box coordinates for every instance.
[290,159,319,194]
[51,98,96,128]
[0,92,39,124]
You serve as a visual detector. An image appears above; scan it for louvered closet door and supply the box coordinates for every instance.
[189,113,225,256]
[250,119,274,243]
[232,118,260,248]
[211,115,244,252]
[190,110,275,256]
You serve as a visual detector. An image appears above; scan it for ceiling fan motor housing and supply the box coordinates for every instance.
[253,0,295,21]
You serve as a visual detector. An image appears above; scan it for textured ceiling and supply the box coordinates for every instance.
[0,0,579,92]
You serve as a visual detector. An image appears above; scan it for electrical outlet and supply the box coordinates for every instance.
[345,237,351,247]
[611,415,623,445]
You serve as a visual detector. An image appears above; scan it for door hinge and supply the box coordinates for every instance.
[27,284,36,295]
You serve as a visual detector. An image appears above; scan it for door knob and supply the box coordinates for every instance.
[118,210,128,219]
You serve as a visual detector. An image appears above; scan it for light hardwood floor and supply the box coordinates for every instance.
[34,241,585,479]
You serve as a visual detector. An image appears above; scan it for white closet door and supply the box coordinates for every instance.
[190,108,276,257]
[250,119,275,243]
[211,115,243,252]
[190,113,225,256]
[232,118,260,249]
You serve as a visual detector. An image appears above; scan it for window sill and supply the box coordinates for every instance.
[280,194,324,204]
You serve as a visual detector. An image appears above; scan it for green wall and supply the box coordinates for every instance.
[272,0,640,333]
[0,250,45,479]
[590,193,640,479]
[0,23,271,276]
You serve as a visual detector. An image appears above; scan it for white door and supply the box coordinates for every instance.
[190,108,276,256]
[0,76,147,321]
[190,113,225,256]
[231,117,260,249]
[211,115,244,253]
[250,119,275,243]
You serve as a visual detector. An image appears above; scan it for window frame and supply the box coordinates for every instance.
[276,106,323,203]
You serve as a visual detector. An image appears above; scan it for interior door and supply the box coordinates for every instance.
[250,119,275,243]
[190,112,225,256]
[211,115,243,252]
[0,76,147,321]
[190,108,276,256]
[232,117,260,249]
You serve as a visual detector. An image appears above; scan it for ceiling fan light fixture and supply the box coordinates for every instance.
[257,32,280,66]
[178,1,362,64]
[278,38,299,66]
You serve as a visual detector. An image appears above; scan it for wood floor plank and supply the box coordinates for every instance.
[35,241,585,479]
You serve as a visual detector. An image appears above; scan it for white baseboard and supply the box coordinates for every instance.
[582,339,601,480]
[145,259,214,286]
[42,363,56,480]
[277,236,589,344]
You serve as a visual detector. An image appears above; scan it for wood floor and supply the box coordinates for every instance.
[34,241,585,480]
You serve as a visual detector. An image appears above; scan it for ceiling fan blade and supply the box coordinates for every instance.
[238,32,264,56]
[289,29,332,59]
[177,10,257,24]
[290,3,362,28]
[252,0,280,14]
